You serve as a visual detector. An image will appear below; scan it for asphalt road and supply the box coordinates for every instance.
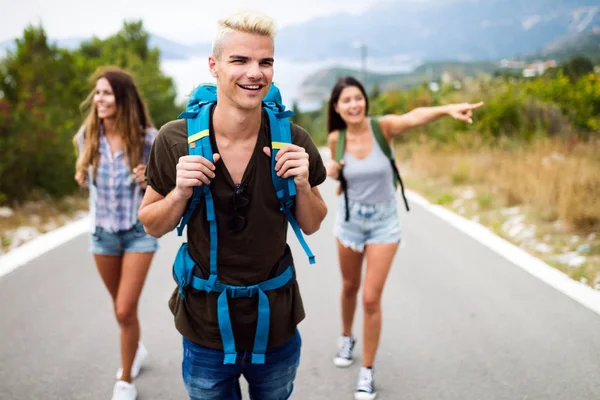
[1,177,600,400]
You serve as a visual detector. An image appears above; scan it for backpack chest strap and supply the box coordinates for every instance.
[174,243,294,364]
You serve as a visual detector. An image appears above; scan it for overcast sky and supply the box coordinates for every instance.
[0,0,390,44]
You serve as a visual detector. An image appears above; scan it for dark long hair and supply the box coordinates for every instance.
[327,76,369,134]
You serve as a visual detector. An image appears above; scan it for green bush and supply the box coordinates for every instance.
[0,22,179,204]
[296,58,600,146]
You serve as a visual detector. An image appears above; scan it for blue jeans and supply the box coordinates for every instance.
[182,330,302,400]
[89,220,158,255]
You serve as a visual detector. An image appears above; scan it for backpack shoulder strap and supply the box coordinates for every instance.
[176,84,219,285]
[334,129,346,162]
[176,101,214,236]
[370,117,392,159]
[265,107,296,205]
[370,117,411,212]
[264,88,315,264]
[333,128,351,221]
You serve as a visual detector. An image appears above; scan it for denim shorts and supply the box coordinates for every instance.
[182,330,302,400]
[89,220,159,256]
[333,197,402,253]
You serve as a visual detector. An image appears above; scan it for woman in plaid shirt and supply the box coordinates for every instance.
[73,66,158,400]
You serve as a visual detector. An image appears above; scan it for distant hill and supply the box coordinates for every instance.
[3,0,598,63]
[1,36,90,54]
[0,35,208,60]
[530,28,600,62]
[299,25,600,100]
[275,0,600,62]
[299,61,500,99]
[147,36,210,60]
[0,39,14,55]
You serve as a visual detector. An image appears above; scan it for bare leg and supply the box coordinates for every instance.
[114,252,153,383]
[337,239,365,336]
[94,254,123,301]
[362,242,399,367]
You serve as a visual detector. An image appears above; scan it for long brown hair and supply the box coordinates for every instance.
[327,76,369,134]
[73,66,153,179]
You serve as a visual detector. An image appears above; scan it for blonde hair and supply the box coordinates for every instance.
[212,11,277,59]
[73,66,153,180]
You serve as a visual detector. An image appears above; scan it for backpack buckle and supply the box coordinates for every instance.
[228,285,257,298]
[279,199,294,212]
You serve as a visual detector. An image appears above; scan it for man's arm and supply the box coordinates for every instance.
[293,185,327,235]
[138,154,220,238]
[263,145,327,235]
[138,186,189,237]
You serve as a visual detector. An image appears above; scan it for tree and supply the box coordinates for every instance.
[0,25,82,202]
[560,56,595,82]
[0,21,180,204]
[369,83,382,99]
[73,21,179,128]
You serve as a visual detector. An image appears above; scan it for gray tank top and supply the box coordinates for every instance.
[342,119,396,204]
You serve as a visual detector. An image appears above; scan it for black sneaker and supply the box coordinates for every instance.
[333,335,355,368]
[354,367,377,400]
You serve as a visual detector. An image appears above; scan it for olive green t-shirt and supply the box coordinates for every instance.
[146,109,326,350]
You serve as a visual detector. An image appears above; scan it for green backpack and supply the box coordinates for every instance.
[334,117,410,221]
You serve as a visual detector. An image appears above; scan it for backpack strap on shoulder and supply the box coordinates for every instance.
[335,129,346,163]
[335,129,350,221]
[264,104,316,265]
[176,84,219,289]
[370,118,392,159]
[370,118,410,212]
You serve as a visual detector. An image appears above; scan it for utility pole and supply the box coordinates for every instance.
[361,43,367,87]
[353,41,368,86]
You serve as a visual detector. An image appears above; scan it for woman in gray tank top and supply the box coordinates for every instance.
[326,76,483,400]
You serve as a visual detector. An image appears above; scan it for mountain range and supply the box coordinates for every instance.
[274,0,600,61]
[532,27,600,61]
[1,0,599,62]
[0,34,211,60]
[298,27,600,101]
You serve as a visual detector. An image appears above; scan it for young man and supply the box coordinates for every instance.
[138,11,327,400]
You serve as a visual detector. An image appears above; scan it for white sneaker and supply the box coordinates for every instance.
[354,367,377,400]
[111,380,137,400]
[116,342,148,380]
[333,335,355,368]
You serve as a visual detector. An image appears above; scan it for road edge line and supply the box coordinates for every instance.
[406,189,600,316]
[0,216,90,279]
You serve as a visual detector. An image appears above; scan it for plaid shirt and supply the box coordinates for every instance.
[89,126,157,233]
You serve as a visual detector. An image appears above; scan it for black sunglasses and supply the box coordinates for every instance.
[228,184,250,232]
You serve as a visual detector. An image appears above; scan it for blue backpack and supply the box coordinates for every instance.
[172,82,315,365]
